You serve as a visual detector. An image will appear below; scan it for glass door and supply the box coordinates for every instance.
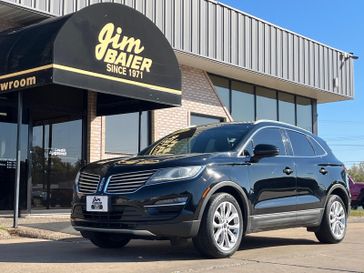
[0,97,28,211]
[31,119,83,209]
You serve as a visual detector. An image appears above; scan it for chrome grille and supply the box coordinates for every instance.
[78,172,100,194]
[106,170,157,194]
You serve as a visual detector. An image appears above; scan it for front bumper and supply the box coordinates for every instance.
[72,220,200,238]
[71,177,208,238]
[71,202,201,238]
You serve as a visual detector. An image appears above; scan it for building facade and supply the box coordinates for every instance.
[0,0,355,212]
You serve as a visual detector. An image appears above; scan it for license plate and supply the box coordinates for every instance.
[86,196,108,212]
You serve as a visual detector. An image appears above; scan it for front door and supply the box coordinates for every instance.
[31,119,83,209]
[247,127,297,230]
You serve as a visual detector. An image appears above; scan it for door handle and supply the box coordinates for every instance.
[283,167,293,175]
[320,168,328,175]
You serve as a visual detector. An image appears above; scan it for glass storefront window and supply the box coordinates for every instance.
[31,120,82,209]
[191,114,224,126]
[105,112,149,155]
[209,75,230,112]
[0,97,28,210]
[231,81,255,122]
[256,87,277,121]
[297,97,313,132]
[278,93,295,125]
[209,74,315,132]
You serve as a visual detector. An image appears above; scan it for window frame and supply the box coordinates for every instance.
[209,73,316,133]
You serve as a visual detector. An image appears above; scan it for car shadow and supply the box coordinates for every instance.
[240,235,317,250]
[0,235,317,263]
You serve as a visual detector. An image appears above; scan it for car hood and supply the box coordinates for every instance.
[81,153,233,176]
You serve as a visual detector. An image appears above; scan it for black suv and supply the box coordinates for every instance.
[71,121,350,258]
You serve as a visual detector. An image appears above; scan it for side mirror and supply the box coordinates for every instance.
[253,144,279,159]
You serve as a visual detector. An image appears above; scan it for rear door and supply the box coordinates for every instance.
[285,129,328,226]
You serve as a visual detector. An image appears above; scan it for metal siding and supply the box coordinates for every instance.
[328,48,333,91]
[223,7,230,63]
[270,26,276,76]
[333,50,338,93]
[155,0,164,35]
[276,28,282,78]
[237,14,245,67]
[282,31,288,79]
[288,33,294,81]
[298,37,304,83]
[258,21,264,72]
[251,18,258,71]
[264,24,270,74]
[164,0,173,46]
[293,35,299,82]
[174,0,182,50]
[216,4,223,60]
[191,0,199,54]
[199,0,207,56]
[231,11,238,65]
[208,2,216,58]
[183,0,191,52]
[244,16,251,69]
[0,0,354,98]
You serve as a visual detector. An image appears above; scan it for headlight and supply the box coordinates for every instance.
[74,171,80,186]
[147,166,204,185]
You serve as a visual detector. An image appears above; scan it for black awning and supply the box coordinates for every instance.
[0,3,181,108]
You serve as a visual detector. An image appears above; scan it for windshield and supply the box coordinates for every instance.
[140,124,252,156]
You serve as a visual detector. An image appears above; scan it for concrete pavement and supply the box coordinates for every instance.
[1,222,363,273]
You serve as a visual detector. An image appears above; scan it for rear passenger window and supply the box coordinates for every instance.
[287,130,315,156]
[308,137,326,156]
[252,128,286,155]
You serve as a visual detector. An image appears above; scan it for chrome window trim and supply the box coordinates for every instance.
[238,125,328,159]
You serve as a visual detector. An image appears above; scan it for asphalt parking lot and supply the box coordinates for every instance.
[1,221,364,273]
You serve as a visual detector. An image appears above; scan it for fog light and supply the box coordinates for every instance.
[145,197,188,208]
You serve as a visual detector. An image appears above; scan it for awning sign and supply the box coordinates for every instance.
[0,3,181,107]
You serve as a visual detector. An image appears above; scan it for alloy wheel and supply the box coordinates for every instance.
[329,200,346,240]
[213,201,241,251]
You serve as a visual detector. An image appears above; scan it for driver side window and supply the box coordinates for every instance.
[252,128,286,156]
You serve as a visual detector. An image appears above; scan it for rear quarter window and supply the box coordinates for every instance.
[308,137,327,156]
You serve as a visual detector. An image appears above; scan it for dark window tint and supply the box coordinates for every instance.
[105,112,149,154]
[256,87,277,120]
[210,75,230,112]
[141,125,252,155]
[231,81,255,122]
[309,137,326,156]
[287,130,315,156]
[252,128,286,155]
[191,114,223,126]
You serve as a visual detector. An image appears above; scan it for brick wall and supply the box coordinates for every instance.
[87,65,231,162]
[153,65,232,141]
[87,92,103,163]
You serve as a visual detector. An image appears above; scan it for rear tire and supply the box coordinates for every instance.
[193,193,243,258]
[87,232,131,249]
[315,195,347,244]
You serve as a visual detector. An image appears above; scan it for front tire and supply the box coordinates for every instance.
[193,193,243,258]
[86,232,131,249]
[315,195,347,244]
